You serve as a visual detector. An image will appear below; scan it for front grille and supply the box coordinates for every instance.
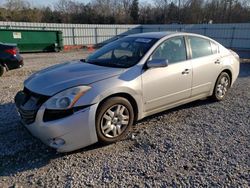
[19,108,37,125]
[15,88,50,125]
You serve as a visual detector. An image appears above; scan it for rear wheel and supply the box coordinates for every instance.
[96,97,134,144]
[54,48,60,52]
[212,72,231,101]
[0,65,5,77]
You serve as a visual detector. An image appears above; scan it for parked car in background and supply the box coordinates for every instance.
[15,32,239,152]
[0,43,23,76]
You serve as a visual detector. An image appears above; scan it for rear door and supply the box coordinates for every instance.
[187,36,223,96]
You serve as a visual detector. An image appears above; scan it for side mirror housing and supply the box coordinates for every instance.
[147,59,168,68]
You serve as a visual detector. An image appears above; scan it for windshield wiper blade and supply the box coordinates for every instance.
[84,59,127,68]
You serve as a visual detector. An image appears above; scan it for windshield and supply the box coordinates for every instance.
[85,37,157,68]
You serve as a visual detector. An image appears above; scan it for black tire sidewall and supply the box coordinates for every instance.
[96,97,134,144]
[0,65,5,77]
[213,72,231,101]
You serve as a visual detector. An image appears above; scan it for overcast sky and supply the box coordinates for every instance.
[31,0,56,6]
[0,0,91,7]
[0,0,152,7]
[29,0,90,7]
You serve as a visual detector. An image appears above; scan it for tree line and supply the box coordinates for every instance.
[0,0,250,24]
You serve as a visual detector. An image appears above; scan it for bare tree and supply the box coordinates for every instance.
[4,0,30,10]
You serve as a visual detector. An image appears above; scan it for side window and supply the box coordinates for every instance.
[151,37,187,64]
[211,41,219,54]
[188,36,212,58]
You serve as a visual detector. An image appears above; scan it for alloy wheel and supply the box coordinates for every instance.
[216,76,229,99]
[100,104,130,138]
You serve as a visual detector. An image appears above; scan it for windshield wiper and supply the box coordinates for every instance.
[84,59,129,68]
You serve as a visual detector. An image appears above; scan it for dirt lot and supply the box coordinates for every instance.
[0,51,249,187]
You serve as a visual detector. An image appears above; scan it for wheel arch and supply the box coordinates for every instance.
[210,69,233,96]
[96,92,139,123]
[220,69,232,86]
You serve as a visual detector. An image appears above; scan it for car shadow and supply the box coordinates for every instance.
[0,102,127,178]
[0,102,107,177]
[136,98,216,124]
[0,102,52,176]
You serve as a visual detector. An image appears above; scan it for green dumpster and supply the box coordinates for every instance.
[0,29,63,52]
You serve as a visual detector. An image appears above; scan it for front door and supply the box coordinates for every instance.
[142,36,192,112]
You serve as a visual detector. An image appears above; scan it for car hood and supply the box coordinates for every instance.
[24,61,125,96]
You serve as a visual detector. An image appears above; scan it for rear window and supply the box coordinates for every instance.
[188,36,213,58]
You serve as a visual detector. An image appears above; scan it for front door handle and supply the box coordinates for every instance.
[182,69,190,75]
[215,59,221,64]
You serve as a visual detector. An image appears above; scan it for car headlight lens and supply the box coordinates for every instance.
[57,97,71,108]
[45,86,91,110]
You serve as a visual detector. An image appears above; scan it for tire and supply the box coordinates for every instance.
[0,65,5,77]
[54,48,60,52]
[96,97,134,144]
[212,72,231,101]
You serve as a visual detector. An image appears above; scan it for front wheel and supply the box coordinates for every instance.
[96,97,134,144]
[212,72,231,101]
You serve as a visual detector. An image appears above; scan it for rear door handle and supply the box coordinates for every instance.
[215,59,221,64]
[182,69,190,75]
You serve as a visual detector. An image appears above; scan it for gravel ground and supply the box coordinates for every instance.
[0,51,249,187]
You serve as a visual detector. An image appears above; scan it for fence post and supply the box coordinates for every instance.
[203,27,207,35]
[140,26,143,33]
[94,27,98,45]
[115,27,118,36]
[72,27,75,45]
[230,27,236,49]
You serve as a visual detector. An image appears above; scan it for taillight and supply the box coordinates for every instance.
[229,49,240,61]
[5,48,17,55]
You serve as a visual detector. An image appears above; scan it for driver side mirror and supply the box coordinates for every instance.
[147,59,169,68]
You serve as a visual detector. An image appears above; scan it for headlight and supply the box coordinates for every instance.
[45,86,91,110]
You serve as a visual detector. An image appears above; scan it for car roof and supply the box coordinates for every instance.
[125,31,213,41]
[126,31,180,39]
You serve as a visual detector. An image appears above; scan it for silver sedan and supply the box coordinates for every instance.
[15,32,240,152]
